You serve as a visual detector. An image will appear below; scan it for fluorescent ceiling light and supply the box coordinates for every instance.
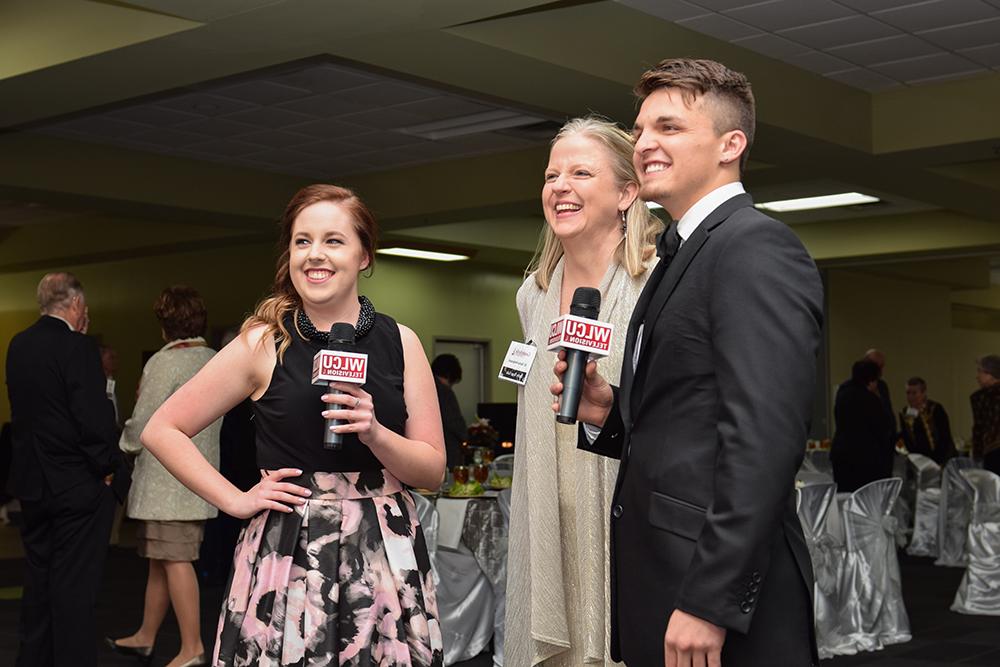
[755,192,880,212]
[645,201,663,210]
[378,247,470,262]
[397,110,546,140]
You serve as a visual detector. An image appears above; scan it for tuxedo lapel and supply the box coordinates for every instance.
[619,260,666,426]
[629,193,753,408]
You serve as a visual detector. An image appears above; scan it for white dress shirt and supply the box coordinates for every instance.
[583,182,746,441]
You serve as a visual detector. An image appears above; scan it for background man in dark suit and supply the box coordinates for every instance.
[554,59,823,666]
[6,272,129,667]
[864,348,898,441]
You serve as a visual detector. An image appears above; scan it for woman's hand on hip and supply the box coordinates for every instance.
[227,468,311,519]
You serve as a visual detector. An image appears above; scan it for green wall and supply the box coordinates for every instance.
[0,243,524,424]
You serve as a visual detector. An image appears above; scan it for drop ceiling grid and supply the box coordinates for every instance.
[33,62,546,179]
[617,0,1000,90]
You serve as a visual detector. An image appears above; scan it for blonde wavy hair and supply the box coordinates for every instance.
[526,116,663,291]
[242,184,377,362]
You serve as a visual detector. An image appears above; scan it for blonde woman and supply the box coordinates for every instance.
[506,117,662,666]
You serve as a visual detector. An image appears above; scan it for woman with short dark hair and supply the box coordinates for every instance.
[108,285,221,667]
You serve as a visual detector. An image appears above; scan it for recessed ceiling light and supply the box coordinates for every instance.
[377,247,470,262]
[755,192,880,212]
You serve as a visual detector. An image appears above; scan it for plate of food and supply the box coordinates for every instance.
[446,480,486,498]
[487,474,512,491]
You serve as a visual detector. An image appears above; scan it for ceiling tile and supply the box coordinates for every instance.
[128,128,208,148]
[733,32,805,59]
[177,117,259,138]
[394,97,498,122]
[182,139,263,157]
[346,131,430,150]
[614,0,710,21]
[334,82,439,107]
[295,138,379,157]
[871,52,985,82]
[688,0,776,9]
[242,147,316,166]
[55,117,150,139]
[270,65,378,95]
[825,68,901,91]
[278,91,370,116]
[442,133,534,152]
[239,129,316,148]
[224,107,314,128]
[959,42,1000,66]
[157,93,256,117]
[677,13,762,40]
[108,105,202,126]
[918,17,1000,50]
[725,0,852,32]
[835,0,928,11]
[339,108,426,130]
[828,34,939,67]
[216,81,315,106]
[778,15,900,50]
[285,118,369,139]
[790,50,857,75]
[872,0,999,33]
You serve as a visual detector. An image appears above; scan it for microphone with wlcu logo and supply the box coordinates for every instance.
[547,287,613,424]
[311,323,368,450]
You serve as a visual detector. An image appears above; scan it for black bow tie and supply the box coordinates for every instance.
[656,224,681,261]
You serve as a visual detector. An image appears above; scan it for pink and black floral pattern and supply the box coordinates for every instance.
[214,470,443,666]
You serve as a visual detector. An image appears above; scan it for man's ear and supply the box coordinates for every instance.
[719,129,748,167]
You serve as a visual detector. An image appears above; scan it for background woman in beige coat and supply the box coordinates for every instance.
[506,117,662,666]
[108,286,222,667]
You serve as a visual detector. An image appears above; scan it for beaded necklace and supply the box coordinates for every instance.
[294,296,375,344]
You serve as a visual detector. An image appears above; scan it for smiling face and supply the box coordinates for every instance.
[542,133,636,245]
[632,87,745,220]
[288,201,370,309]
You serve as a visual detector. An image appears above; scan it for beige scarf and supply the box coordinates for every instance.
[506,256,656,666]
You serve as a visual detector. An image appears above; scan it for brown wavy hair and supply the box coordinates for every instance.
[154,285,207,340]
[242,184,378,361]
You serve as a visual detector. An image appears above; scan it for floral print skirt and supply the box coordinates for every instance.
[213,470,443,666]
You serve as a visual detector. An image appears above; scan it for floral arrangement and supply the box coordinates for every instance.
[466,417,499,449]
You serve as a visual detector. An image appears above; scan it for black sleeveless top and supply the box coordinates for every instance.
[253,312,408,472]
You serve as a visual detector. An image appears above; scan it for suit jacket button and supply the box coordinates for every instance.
[752,572,762,584]
[749,582,759,593]
[740,601,752,614]
[612,504,624,519]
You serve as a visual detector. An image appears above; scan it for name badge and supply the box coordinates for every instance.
[498,341,537,386]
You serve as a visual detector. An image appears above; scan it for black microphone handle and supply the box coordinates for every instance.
[556,347,589,424]
[323,383,347,450]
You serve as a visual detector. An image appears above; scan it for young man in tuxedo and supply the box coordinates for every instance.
[6,272,130,666]
[554,59,823,666]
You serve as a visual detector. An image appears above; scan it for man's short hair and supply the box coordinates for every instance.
[431,354,462,384]
[37,272,83,313]
[154,285,207,340]
[634,58,755,173]
[978,355,1000,381]
[907,377,927,392]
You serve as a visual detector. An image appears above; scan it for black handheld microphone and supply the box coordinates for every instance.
[324,323,357,450]
[556,287,602,424]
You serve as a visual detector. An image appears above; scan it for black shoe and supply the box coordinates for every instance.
[104,636,153,661]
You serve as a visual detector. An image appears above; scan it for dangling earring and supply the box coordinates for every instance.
[620,209,627,234]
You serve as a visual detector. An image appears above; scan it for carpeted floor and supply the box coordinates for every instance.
[0,518,996,666]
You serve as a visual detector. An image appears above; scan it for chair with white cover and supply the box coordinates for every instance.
[837,478,911,654]
[906,454,942,557]
[936,457,978,567]
[796,482,845,658]
[951,469,1000,615]
[417,493,495,665]
[491,489,512,666]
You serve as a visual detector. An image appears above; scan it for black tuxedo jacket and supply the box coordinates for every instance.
[6,316,129,502]
[581,194,823,666]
